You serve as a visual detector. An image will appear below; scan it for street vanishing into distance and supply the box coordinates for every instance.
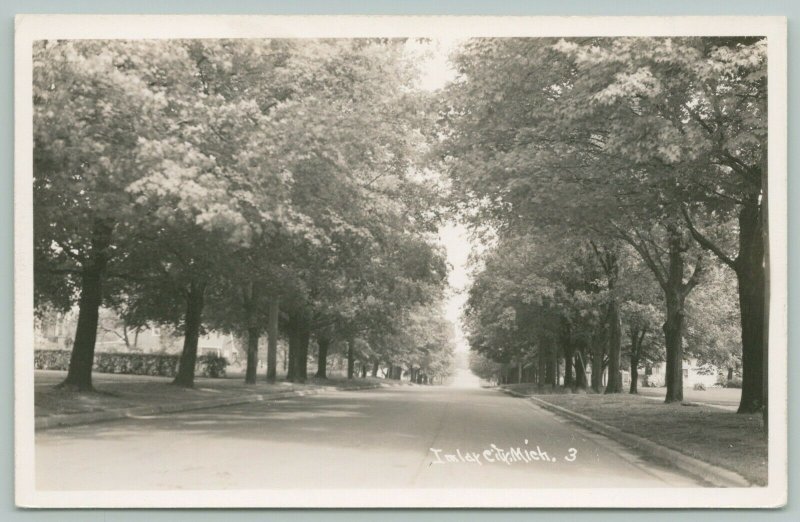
[36,372,699,490]
[28,35,771,503]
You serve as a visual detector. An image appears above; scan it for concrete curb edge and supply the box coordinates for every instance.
[498,387,751,488]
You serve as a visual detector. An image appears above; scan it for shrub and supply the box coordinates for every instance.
[197,354,227,378]
[94,352,181,377]
[693,383,706,391]
[725,376,743,389]
[34,349,227,378]
[33,349,71,371]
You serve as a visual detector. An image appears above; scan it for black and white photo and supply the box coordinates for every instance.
[14,15,787,508]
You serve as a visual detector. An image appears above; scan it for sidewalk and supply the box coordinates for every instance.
[500,386,766,486]
[35,370,401,430]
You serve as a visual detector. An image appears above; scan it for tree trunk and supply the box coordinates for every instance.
[662,295,685,403]
[347,339,355,379]
[286,313,310,383]
[266,298,279,382]
[589,338,602,393]
[663,308,686,404]
[604,299,623,394]
[563,353,573,388]
[173,280,206,387]
[590,359,601,392]
[629,354,639,394]
[662,227,692,404]
[245,326,259,384]
[371,360,379,377]
[574,349,588,390]
[297,329,309,382]
[60,219,113,391]
[243,283,260,385]
[315,336,330,379]
[736,202,766,413]
[360,362,367,379]
[686,193,766,416]
[629,328,644,394]
[61,264,103,391]
[545,342,556,386]
[537,344,546,387]
[590,245,622,394]
[561,319,574,388]
[287,332,296,381]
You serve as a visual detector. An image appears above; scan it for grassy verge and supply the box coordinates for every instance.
[502,383,572,395]
[534,393,767,486]
[35,370,384,418]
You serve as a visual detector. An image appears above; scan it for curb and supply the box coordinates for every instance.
[498,387,751,488]
[36,382,384,431]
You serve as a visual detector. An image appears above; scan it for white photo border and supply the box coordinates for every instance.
[13,14,788,509]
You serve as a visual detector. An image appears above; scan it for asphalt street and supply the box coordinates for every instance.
[36,371,701,490]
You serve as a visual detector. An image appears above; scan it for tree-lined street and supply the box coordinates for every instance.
[30,35,770,493]
[36,378,699,490]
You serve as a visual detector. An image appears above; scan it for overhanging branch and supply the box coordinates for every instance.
[680,205,737,269]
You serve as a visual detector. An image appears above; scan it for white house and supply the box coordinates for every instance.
[640,358,719,388]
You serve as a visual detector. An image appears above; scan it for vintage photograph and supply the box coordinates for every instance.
[15,15,787,508]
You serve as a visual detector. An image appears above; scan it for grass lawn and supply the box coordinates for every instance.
[636,386,741,409]
[34,370,384,418]
[536,393,767,486]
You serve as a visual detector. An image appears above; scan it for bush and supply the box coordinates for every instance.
[94,352,181,377]
[197,354,227,378]
[725,376,743,389]
[34,349,71,371]
[34,350,227,379]
[693,383,706,391]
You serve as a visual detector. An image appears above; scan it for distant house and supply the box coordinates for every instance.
[35,309,75,350]
[35,307,241,364]
[639,358,719,388]
[90,324,243,369]
[584,357,719,389]
[197,332,239,361]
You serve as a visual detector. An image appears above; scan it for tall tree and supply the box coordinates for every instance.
[554,37,768,412]
[33,40,186,390]
[440,37,744,403]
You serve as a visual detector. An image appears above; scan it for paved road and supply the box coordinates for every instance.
[36,378,700,490]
